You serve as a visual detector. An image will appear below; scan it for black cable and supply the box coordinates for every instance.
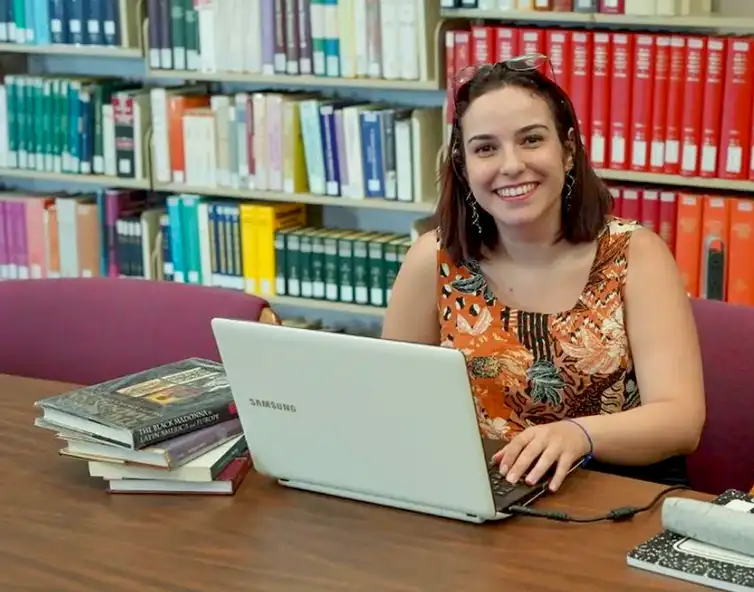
[506,484,690,523]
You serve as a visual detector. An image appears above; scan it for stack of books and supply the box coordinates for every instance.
[32,358,251,495]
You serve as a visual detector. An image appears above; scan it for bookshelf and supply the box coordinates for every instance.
[2,0,754,320]
[268,295,386,317]
[0,168,150,190]
[0,43,143,58]
[151,182,436,213]
[146,68,443,92]
[439,9,754,30]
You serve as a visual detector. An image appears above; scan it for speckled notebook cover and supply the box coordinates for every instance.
[626,489,754,592]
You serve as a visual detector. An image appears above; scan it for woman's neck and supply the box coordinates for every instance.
[493,205,565,267]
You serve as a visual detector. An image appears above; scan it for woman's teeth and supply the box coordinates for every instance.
[494,183,538,198]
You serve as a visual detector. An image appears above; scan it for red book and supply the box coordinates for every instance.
[629,34,656,172]
[658,191,678,254]
[679,37,707,177]
[640,189,660,233]
[495,27,518,62]
[453,30,471,84]
[471,25,495,66]
[699,37,727,178]
[518,28,546,58]
[546,29,572,94]
[718,37,753,180]
[590,32,611,169]
[569,31,593,155]
[621,188,640,220]
[445,31,456,128]
[608,33,634,170]
[663,36,687,175]
[599,0,624,12]
[609,186,623,216]
[649,36,671,173]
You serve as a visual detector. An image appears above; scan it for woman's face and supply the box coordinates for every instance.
[461,85,573,234]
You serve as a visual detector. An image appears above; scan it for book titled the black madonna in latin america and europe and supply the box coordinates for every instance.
[34,358,238,449]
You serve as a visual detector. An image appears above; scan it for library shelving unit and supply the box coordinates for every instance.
[438,3,754,310]
[0,0,449,321]
[6,2,754,317]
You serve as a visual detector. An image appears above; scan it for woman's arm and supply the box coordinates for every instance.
[381,230,441,345]
[575,228,706,465]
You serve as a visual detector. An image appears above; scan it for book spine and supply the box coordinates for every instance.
[164,418,243,467]
[134,400,239,449]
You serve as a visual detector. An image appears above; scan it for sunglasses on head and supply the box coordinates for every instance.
[453,53,553,93]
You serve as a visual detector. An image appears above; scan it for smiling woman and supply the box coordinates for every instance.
[381,57,706,493]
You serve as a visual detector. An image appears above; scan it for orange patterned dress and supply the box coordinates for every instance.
[437,217,641,443]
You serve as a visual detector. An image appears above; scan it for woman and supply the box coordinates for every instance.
[382,56,706,492]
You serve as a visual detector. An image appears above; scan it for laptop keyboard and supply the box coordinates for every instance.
[488,463,517,496]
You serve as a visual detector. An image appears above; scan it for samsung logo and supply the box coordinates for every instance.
[249,398,297,412]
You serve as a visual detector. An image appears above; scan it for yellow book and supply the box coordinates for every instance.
[240,202,306,297]
[282,97,310,194]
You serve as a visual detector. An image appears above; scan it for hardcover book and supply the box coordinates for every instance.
[56,417,244,469]
[626,489,754,591]
[34,358,238,449]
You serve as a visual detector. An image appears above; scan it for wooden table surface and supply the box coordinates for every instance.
[0,373,712,592]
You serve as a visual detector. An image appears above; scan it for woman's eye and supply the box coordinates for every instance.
[523,135,543,146]
[474,144,495,155]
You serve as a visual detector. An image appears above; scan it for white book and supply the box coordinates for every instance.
[91,435,246,483]
[244,0,262,73]
[197,0,218,73]
[252,93,268,190]
[338,0,355,77]
[379,0,400,80]
[395,115,414,202]
[102,104,117,177]
[398,0,419,81]
[353,0,368,77]
[626,490,754,592]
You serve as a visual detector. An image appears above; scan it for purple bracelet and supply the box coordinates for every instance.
[565,418,594,461]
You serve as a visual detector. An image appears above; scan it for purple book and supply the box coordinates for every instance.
[0,200,8,279]
[261,0,276,74]
[59,418,245,469]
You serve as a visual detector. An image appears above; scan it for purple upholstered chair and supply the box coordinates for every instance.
[0,278,278,385]
[687,298,754,494]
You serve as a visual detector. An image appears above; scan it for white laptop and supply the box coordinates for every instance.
[211,317,564,523]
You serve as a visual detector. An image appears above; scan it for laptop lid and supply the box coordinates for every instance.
[211,318,498,520]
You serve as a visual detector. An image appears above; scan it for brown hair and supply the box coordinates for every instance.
[434,63,613,264]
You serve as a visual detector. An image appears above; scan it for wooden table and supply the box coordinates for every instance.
[1,373,711,592]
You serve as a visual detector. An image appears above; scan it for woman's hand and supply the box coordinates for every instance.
[490,420,592,492]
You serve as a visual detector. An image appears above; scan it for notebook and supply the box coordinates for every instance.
[626,490,754,591]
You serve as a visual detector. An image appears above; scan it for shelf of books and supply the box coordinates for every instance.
[3,0,754,320]
[439,5,754,30]
[0,0,142,55]
[144,1,443,92]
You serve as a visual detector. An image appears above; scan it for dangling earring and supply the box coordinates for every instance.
[563,169,575,212]
[466,191,482,234]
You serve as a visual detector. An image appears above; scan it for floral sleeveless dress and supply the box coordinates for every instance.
[437,217,641,442]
